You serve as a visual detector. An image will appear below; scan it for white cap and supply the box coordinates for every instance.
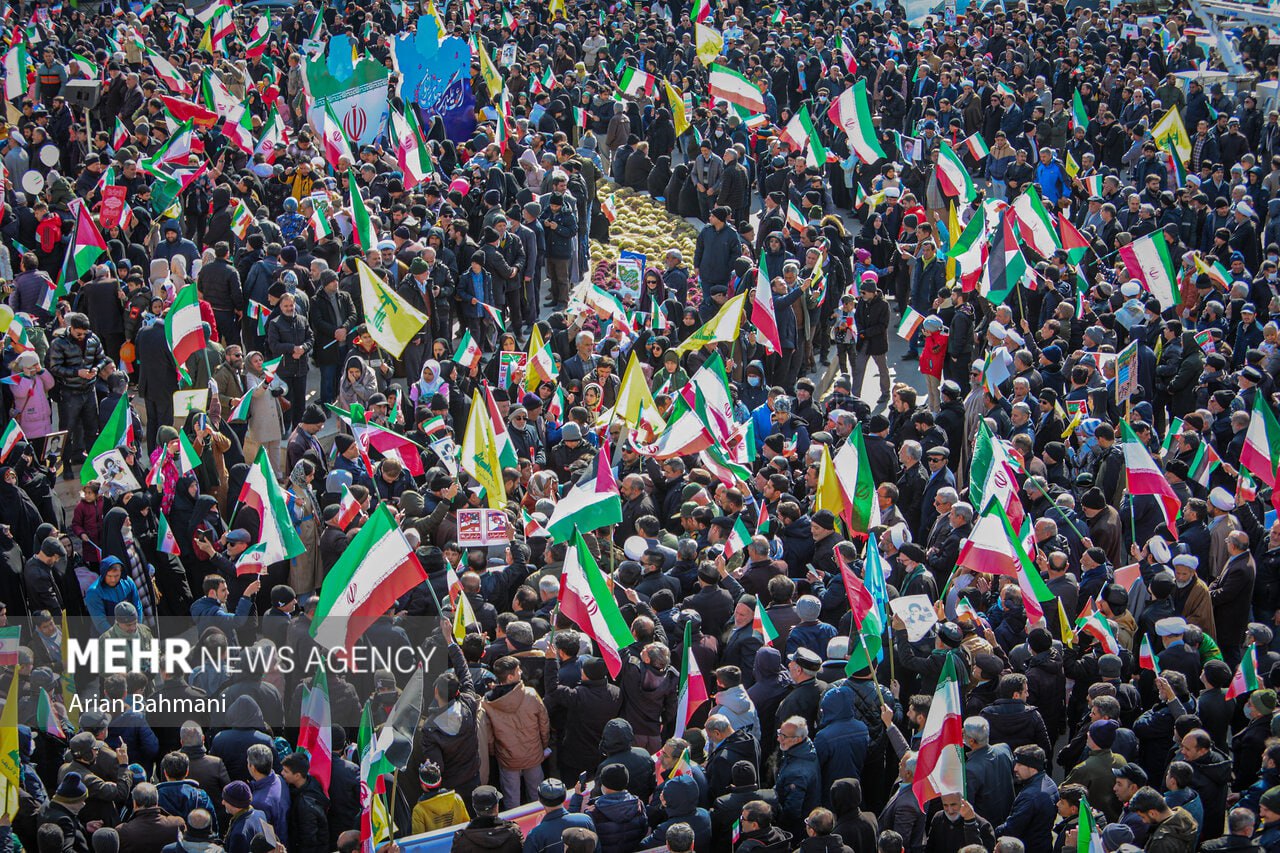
[1155,616,1189,636]
[1005,330,1025,346]
[1209,486,1236,511]
[884,186,902,198]
[888,524,912,549]
[1120,282,1141,297]
[1237,201,1256,218]
[988,321,1006,338]
[1171,554,1199,569]
[1146,537,1172,565]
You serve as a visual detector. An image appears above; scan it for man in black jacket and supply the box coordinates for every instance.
[310,270,357,406]
[452,786,523,853]
[199,242,245,347]
[281,753,329,853]
[47,313,109,475]
[852,279,891,403]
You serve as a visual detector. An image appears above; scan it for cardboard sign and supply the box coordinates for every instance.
[94,448,142,498]
[1114,340,1139,404]
[497,351,527,391]
[456,508,512,546]
[100,186,128,230]
[890,594,939,642]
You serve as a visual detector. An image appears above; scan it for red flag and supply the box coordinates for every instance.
[836,546,873,626]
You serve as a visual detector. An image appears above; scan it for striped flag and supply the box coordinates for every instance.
[674,620,709,737]
[1227,646,1260,699]
[897,306,925,340]
[827,79,886,164]
[158,513,180,555]
[0,420,23,463]
[961,132,990,160]
[752,596,778,645]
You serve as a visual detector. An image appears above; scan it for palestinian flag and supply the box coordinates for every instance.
[36,687,66,738]
[752,596,779,645]
[827,79,886,164]
[979,210,1028,305]
[0,420,23,463]
[1077,610,1121,654]
[453,331,482,370]
[961,132,990,160]
[165,283,206,367]
[832,425,880,536]
[1138,635,1160,673]
[841,542,884,674]
[1119,231,1180,310]
[912,654,965,807]
[46,203,108,310]
[751,247,781,354]
[897,306,925,341]
[617,66,656,99]
[1059,214,1090,264]
[1188,440,1222,487]
[312,504,427,656]
[559,527,634,676]
[297,662,333,794]
[336,484,361,530]
[239,447,306,564]
[158,513,180,555]
[1227,645,1260,699]
[708,64,766,113]
[1121,421,1181,534]
[674,620,709,737]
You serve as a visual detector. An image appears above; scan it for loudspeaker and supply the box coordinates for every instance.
[64,79,102,110]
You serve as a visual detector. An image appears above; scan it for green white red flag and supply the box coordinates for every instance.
[912,654,965,807]
[674,620,709,737]
[558,527,634,677]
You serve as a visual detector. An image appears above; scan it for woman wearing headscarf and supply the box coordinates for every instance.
[747,645,794,762]
[149,425,183,514]
[336,354,379,411]
[12,442,58,527]
[242,351,288,471]
[409,359,446,409]
[8,350,56,437]
[0,464,43,557]
[101,506,159,632]
[287,459,322,594]
[167,475,201,557]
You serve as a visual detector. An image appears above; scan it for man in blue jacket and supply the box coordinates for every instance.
[773,716,822,836]
[813,687,869,804]
[996,745,1058,853]
[190,575,260,644]
[523,779,598,853]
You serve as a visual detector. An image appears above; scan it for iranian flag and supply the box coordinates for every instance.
[229,199,254,239]
[1242,394,1280,491]
[722,517,751,559]
[453,329,482,369]
[0,625,19,666]
[244,13,270,58]
[222,109,255,155]
[352,420,426,478]
[141,45,193,95]
[254,106,287,162]
[1077,610,1121,654]
[674,620,709,737]
[158,513,180,555]
[1227,646,1260,699]
[239,447,306,565]
[546,447,623,542]
[391,108,433,190]
[950,202,988,291]
[747,247,778,353]
[559,527,634,676]
[165,283,206,366]
[3,42,27,101]
[297,662,333,794]
[312,504,427,655]
[1071,90,1090,131]
[321,102,354,165]
[1119,231,1181,310]
[690,0,711,23]
[831,425,880,536]
[35,687,65,738]
[229,387,255,423]
[752,596,779,645]
[1011,187,1061,259]
[827,79,886,164]
[601,193,617,223]
[1194,253,1231,291]
[912,654,965,807]
[781,104,828,169]
[618,66,656,99]
[335,484,361,530]
[631,396,715,460]
[112,118,129,149]
[709,64,766,113]
[1121,421,1180,536]
[988,495,1055,625]
[522,508,550,538]
[481,381,519,470]
[936,143,976,204]
[700,445,752,490]
[0,420,23,463]
[527,325,556,389]
[897,307,925,341]
[968,420,1026,532]
[1138,635,1160,673]
[961,132,990,160]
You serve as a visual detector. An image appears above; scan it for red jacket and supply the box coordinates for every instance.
[920,331,949,378]
[71,498,105,559]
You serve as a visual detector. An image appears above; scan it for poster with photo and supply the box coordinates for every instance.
[456,509,513,546]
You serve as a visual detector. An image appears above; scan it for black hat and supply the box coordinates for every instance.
[1081,487,1107,510]
[583,657,610,681]
[730,760,758,786]
[812,509,837,530]
[789,648,822,671]
[472,785,502,811]
[300,405,327,426]
[937,622,963,648]
[600,764,629,790]
[1113,762,1148,785]
[55,772,88,802]
[271,585,296,607]
[899,543,927,563]
[537,778,567,806]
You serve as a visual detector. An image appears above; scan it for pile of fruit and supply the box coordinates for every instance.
[590,181,700,269]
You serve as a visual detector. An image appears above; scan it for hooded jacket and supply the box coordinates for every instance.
[209,697,275,782]
[576,789,648,853]
[83,557,142,635]
[640,775,711,851]
[420,691,483,792]
[618,655,679,739]
[830,779,877,853]
[1189,745,1233,841]
[813,687,870,798]
[709,684,760,735]
[450,814,523,853]
[595,719,658,802]
[542,656,623,775]
[705,727,762,801]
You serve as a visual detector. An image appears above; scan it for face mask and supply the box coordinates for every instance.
[748,376,761,387]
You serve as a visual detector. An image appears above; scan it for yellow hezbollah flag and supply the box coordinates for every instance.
[666,80,689,137]
[355,259,429,359]
[673,291,748,356]
[461,390,506,510]
[453,590,478,641]
[1064,151,1079,179]
[549,0,565,17]
[1151,105,1190,163]
[695,24,724,66]
[614,351,661,428]
[0,670,20,819]
[474,36,503,98]
[814,444,847,520]
[946,203,960,281]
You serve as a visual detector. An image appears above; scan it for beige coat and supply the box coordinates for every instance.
[479,682,549,774]
[1180,579,1217,639]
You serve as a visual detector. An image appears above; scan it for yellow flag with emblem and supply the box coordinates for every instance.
[0,670,20,818]
[695,24,724,66]
[461,390,507,510]
[666,80,689,137]
[453,590,478,641]
[614,351,661,428]
[474,36,503,98]
[1151,105,1190,163]
[1064,151,1079,178]
[673,291,748,356]
[355,259,429,359]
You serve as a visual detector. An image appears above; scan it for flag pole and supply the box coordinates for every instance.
[850,616,887,708]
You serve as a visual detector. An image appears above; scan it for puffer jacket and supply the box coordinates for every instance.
[420,689,483,792]
[980,698,1052,756]
[209,697,275,782]
[640,775,712,851]
[705,727,762,800]
[813,686,869,798]
[575,790,648,853]
[479,680,549,773]
[773,738,822,833]
[47,327,108,392]
[1189,745,1233,841]
[1145,807,1200,853]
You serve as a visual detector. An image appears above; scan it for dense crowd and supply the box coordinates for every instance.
[2,2,1280,853]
